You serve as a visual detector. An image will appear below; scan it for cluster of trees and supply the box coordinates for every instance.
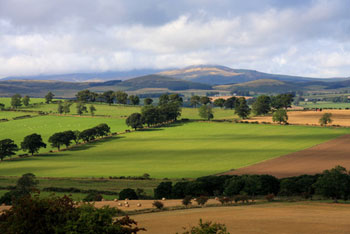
[57,101,97,116]
[153,166,350,202]
[0,134,46,160]
[75,90,140,105]
[49,124,111,150]
[126,94,182,130]
[9,94,31,109]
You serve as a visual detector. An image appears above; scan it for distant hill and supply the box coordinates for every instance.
[119,75,212,91]
[158,65,348,85]
[1,69,163,82]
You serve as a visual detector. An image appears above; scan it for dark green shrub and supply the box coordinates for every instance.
[119,188,138,200]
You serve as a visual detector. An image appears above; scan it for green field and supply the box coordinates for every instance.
[0,122,347,178]
[299,101,350,109]
[0,97,48,108]
[0,111,37,119]
[0,115,128,153]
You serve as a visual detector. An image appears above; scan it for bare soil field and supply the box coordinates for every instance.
[223,134,350,178]
[132,202,350,234]
[248,109,350,126]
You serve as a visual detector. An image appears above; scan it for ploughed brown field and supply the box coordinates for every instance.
[223,134,350,178]
[132,202,350,234]
[248,109,350,126]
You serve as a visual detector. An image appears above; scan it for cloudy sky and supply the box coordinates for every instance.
[0,0,349,78]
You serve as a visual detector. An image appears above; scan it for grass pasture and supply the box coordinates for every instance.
[0,111,37,119]
[0,97,49,108]
[0,122,347,178]
[132,202,350,234]
[299,101,350,109]
[0,115,128,153]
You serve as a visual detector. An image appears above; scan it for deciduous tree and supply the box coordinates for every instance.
[21,134,46,155]
[0,139,18,161]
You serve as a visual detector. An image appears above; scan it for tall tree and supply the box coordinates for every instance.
[11,94,22,109]
[199,105,214,120]
[252,95,271,116]
[129,95,140,105]
[89,105,96,116]
[45,92,54,104]
[101,91,115,105]
[63,101,71,114]
[159,94,170,105]
[190,95,200,107]
[126,113,144,130]
[57,102,64,114]
[235,97,251,119]
[76,102,87,115]
[200,96,211,105]
[22,96,30,107]
[272,109,288,124]
[141,105,161,126]
[169,94,183,106]
[213,98,225,108]
[21,134,46,155]
[115,91,128,104]
[224,97,237,109]
[0,139,19,161]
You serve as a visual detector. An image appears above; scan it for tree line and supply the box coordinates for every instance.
[0,123,111,160]
[152,165,350,203]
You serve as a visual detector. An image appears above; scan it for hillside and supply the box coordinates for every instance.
[158,65,347,85]
[119,74,212,91]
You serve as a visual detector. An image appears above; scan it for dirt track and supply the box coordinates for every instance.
[132,202,350,234]
[223,134,350,178]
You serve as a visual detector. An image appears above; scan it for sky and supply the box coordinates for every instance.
[0,0,350,78]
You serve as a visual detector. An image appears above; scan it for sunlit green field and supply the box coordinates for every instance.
[299,101,350,109]
[0,97,48,108]
[0,111,37,119]
[0,115,128,153]
[0,122,347,178]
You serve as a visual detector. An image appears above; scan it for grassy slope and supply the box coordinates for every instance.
[0,115,128,153]
[0,122,347,178]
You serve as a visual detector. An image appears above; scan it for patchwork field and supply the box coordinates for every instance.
[225,134,350,178]
[0,122,347,178]
[249,109,350,126]
[132,202,350,234]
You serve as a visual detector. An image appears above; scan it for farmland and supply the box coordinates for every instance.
[132,202,350,234]
[0,121,347,178]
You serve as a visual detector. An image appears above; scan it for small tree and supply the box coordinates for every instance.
[63,101,71,114]
[45,92,54,104]
[0,139,19,161]
[182,196,192,207]
[73,130,81,144]
[11,94,22,109]
[195,196,209,206]
[21,133,46,155]
[272,109,288,124]
[319,113,332,126]
[152,200,164,209]
[200,96,211,105]
[190,96,200,107]
[235,97,250,119]
[181,219,230,234]
[76,102,87,115]
[89,105,96,116]
[198,105,214,120]
[144,98,153,105]
[119,188,138,200]
[252,95,271,116]
[57,102,64,114]
[22,96,30,107]
[115,91,128,104]
[126,113,143,130]
[0,103,5,110]
[129,95,140,105]
[213,98,225,108]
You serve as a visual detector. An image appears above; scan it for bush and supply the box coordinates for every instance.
[83,192,103,202]
[152,200,164,209]
[0,194,144,233]
[265,193,275,202]
[119,188,138,200]
[182,196,192,207]
[195,196,209,206]
[180,219,230,234]
[154,182,172,199]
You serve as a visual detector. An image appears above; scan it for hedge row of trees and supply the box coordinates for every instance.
[126,94,182,130]
[153,166,350,202]
[75,90,140,105]
[49,124,111,150]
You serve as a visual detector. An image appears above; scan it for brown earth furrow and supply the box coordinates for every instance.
[222,134,350,178]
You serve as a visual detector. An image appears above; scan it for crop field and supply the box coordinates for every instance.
[248,109,350,126]
[132,202,350,234]
[225,134,350,178]
[0,115,128,153]
[0,122,347,178]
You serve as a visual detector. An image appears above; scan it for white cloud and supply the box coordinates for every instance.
[0,0,349,78]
